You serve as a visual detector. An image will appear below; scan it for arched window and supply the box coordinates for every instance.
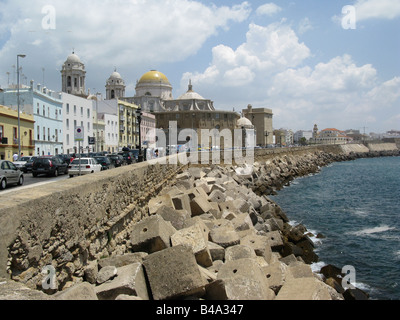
[111,90,115,99]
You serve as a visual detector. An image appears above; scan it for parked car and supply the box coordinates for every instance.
[108,154,126,167]
[56,154,73,165]
[68,158,102,177]
[32,156,69,177]
[0,160,24,189]
[93,156,114,170]
[13,156,32,170]
[118,152,135,165]
[22,156,38,173]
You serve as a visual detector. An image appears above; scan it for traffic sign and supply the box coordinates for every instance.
[75,126,84,142]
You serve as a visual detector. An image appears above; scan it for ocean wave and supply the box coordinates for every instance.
[348,225,395,237]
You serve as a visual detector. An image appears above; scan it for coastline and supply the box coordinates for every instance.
[0,146,398,300]
[249,148,400,300]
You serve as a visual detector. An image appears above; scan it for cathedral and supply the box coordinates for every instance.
[59,52,273,149]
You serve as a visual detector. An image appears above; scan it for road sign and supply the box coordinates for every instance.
[75,126,84,142]
[88,136,95,145]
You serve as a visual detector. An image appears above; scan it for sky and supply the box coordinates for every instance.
[0,0,399,133]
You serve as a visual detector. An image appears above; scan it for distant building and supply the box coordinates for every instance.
[294,130,313,143]
[315,128,352,145]
[242,104,273,147]
[105,69,126,100]
[0,104,35,160]
[0,82,64,156]
[61,52,87,97]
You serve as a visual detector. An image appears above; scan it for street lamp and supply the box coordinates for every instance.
[17,54,26,158]
[136,106,143,162]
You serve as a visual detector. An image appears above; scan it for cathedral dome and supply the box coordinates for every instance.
[237,117,253,128]
[138,70,170,85]
[178,80,205,100]
[66,53,82,64]
[110,71,122,80]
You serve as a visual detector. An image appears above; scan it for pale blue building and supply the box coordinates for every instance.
[0,81,63,156]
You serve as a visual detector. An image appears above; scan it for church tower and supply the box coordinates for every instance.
[61,51,86,96]
[105,69,126,100]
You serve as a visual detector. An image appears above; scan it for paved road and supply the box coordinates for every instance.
[0,172,69,196]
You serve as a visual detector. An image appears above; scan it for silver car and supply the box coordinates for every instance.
[0,160,24,189]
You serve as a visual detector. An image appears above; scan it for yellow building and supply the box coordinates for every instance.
[0,105,35,160]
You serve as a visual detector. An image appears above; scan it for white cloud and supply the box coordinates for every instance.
[256,3,282,16]
[0,0,251,89]
[298,17,313,35]
[355,0,400,21]
[182,21,400,132]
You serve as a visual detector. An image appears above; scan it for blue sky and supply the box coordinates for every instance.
[0,0,399,133]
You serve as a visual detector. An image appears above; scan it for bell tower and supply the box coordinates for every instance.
[61,51,86,96]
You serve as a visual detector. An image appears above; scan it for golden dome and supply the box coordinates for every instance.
[138,70,170,84]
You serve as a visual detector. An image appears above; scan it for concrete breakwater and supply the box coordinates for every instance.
[0,144,398,300]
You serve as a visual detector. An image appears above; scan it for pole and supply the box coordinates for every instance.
[17,54,26,158]
[78,141,81,176]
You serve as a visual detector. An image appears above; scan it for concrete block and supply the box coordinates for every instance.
[148,194,174,215]
[55,282,98,300]
[208,241,225,261]
[240,234,272,263]
[261,261,288,293]
[171,193,192,215]
[210,183,226,194]
[98,252,148,269]
[95,263,149,300]
[194,180,212,194]
[209,202,222,219]
[276,277,332,300]
[97,266,118,284]
[208,189,226,203]
[205,277,275,300]
[231,213,254,232]
[264,231,284,250]
[225,245,256,261]
[215,258,275,300]
[209,226,240,248]
[171,223,212,267]
[190,195,212,216]
[130,215,176,253]
[233,198,250,213]
[143,245,205,300]
[286,261,314,279]
[188,167,205,180]
[156,205,191,230]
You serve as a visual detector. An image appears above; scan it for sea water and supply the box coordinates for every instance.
[270,156,400,300]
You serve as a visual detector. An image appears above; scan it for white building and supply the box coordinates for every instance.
[61,93,94,154]
[294,130,313,143]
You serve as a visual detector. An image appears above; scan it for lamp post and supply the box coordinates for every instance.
[17,54,26,158]
[136,106,143,162]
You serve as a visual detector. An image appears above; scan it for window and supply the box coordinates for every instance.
[43,106,46,117]
[13,127,17,144]
[48,107,50,118]
[74,77,78,88]
[81,107,83,116]
[74,105,77,115]
[66,134,69,145]
[66,103,70,114]
[55,129,58,142]
[67,76,71,87]
[43,127,46,141]
[37,126,40,140]
[87,109,90,118]
[48,128,50,141]
[37,103,39,114]
[66,119,69,130]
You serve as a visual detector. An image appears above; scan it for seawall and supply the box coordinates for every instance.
[0,143,398,299]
